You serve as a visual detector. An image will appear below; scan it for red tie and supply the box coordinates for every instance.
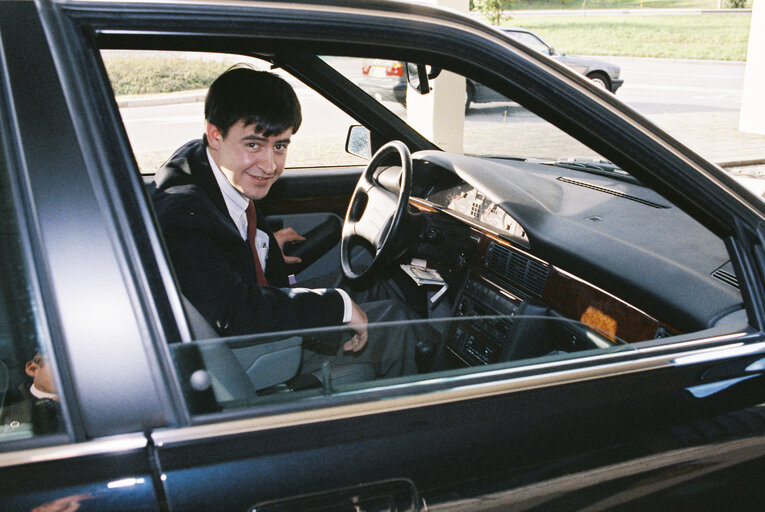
[245,201,269,286]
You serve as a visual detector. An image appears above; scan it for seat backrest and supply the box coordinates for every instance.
[180,296,257,406]
[179,295,302,402]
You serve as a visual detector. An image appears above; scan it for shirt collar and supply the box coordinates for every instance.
[30,384,58,401]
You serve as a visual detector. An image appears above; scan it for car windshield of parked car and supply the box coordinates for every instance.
[105,50,745,419]
[503,31,551,55]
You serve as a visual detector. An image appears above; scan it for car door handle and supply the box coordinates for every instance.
[250,478,421,512]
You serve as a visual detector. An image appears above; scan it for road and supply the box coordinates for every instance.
[606,57,744,116]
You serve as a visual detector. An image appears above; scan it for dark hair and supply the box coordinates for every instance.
[204,66,302,143]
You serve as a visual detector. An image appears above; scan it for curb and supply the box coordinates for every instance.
[116,89,207,108]
[719,158,765,168]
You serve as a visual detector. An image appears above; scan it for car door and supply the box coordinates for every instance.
[37,1,765,511]
[0,3,173,509]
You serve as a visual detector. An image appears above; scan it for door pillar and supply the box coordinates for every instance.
[406,0,470,153]
[740,0,765,135]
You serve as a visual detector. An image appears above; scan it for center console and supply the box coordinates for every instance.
[446,274,521,366]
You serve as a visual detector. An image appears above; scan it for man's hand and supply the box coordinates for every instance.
[343,300,368,352]
[273,227,306,264]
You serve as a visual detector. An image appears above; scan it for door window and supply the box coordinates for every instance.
[104,51,367,173]
[0,131,65,444]
[105,49,745,419]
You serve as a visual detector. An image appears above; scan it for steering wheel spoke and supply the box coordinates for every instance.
[341,141,413,282]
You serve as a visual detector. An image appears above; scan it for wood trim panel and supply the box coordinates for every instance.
[542,267,678,343]
[417,201,681,343]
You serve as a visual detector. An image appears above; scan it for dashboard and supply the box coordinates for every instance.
[401,151,744,366]
[427,184,528,245]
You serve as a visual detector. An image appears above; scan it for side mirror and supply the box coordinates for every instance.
[346,125,371,159]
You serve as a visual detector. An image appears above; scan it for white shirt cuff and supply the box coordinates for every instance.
[335,288,353,323]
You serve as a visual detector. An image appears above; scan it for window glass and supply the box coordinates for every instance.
[0,133,64,442]
[117,51,739,417]
[340,57,602,161]
[504,31,551,55]
[103,51,367,173]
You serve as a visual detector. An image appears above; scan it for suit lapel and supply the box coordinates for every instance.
[190,144,229,219]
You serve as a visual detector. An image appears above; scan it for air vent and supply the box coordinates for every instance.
[485,242,549,297]
[712,266,739,289]
[557,177,670,209]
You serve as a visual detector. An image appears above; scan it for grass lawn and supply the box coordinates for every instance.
[506,14,751,60]
[105,54,234,96]
[505,0,747,9]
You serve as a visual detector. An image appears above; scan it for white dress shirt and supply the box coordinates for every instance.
[30,384,58,401]
[207,148,269,268]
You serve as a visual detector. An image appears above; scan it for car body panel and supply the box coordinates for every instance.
[1,0,765,510]
[0,434,162,511]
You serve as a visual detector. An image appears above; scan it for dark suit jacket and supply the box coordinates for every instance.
[0,384,60,435]
[151,140,345,337]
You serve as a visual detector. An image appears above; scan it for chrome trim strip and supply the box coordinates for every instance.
[0,433,146,469]
[671,336,765,364]
[637,332,748,353]
[152,333,757,446]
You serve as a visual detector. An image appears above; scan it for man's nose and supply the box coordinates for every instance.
[255,148,277,175]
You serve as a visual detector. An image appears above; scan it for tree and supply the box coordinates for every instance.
[474,0,513,26]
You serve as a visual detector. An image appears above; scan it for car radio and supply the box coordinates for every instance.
[446,274,521,365]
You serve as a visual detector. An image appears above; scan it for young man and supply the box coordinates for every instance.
[152,67,417,378]
[1,352,60,435]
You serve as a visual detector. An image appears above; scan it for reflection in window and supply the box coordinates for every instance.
[172,314,632,413]
[0,137,63,441]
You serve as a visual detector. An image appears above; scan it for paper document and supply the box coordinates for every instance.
[400,262,444,286]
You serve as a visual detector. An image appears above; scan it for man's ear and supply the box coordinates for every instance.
[25,360,38,377]
[206,122,222,150]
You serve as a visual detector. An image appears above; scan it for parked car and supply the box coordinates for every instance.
[2,0,765,511]
[359,27,623,111]
[501,27,624,93]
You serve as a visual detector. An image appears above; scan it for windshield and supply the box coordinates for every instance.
[325,56,605,163]
[504,31,552,55]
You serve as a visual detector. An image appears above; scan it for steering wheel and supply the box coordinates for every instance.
[341,140,413,282]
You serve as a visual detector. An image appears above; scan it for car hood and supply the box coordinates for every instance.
[554,53,620,75]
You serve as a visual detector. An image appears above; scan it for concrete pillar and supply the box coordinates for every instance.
[739,0,765,135]
[406,0,469,153]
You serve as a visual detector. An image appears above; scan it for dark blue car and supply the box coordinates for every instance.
[2,0,765,510]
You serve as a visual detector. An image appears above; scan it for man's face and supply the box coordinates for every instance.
[206,120,292,201]
[25,356,56,397]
